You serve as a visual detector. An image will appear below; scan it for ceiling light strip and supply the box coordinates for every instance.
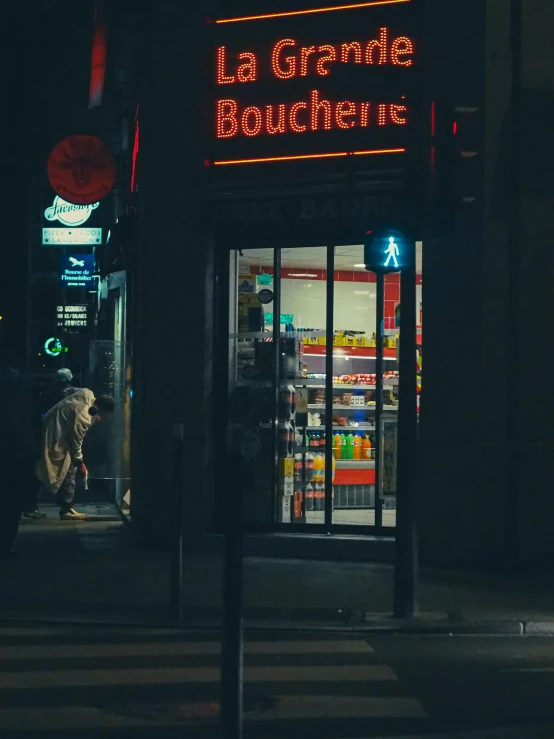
[215,0,410,24]
[212,148,405,166]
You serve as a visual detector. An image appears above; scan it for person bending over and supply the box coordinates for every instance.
[36,390,115,520]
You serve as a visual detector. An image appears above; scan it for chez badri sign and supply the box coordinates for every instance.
[208,0,418,166]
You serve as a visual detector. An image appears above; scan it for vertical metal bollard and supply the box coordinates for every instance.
[221,450,244,739]
[374,273,385,530]
[394,255,419,619]
[169,422,184,622]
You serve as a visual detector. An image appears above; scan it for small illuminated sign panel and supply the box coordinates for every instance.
[57,304,89,332]
[209,0,418,166]
[44,196,99,226]
[43,227,102,246]
[364,228,410,273]
[60,254,96,289]
[42,193,102,246]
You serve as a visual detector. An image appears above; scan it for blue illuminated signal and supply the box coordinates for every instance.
[364,229,411,274]
[384,236,400,269]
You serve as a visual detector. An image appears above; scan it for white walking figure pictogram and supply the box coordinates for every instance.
[384,236,400,268]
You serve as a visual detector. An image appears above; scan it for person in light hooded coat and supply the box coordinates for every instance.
[36,389,114,520]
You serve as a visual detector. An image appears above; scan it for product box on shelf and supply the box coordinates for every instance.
[281,458,294,477]
[280,495,292,521]
[282,477,294,497]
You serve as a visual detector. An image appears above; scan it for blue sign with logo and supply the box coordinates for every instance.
[60,254,96,289]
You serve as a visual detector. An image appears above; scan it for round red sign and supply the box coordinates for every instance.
[47,135,116,205]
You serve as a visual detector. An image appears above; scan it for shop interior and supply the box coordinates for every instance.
[229,244,422,531]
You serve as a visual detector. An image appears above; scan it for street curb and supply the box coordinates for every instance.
[0,611,544,635]
[362,723,554,738]
[524,621,554,635]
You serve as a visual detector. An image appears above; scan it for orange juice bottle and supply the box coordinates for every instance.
[362,434,372,459]
[354,433,362,460]
[333,433,342,460]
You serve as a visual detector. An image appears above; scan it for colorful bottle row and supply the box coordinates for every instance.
[301,483,334,512]
[333,432,372,460]
[295,452,335,483]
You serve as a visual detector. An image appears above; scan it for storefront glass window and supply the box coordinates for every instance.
[330,246,398,527]
[226,242,421,533]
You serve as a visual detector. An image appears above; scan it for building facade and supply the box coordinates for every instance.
[68,0,554,570]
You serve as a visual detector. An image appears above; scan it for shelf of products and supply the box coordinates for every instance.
[273,338,400,523]
[308,404,398,411]
[303,345,398,359]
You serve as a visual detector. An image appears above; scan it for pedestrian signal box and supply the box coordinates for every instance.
[364,229,411,274]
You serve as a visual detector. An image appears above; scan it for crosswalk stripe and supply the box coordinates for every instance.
[0,663,397,689]
[0,639,373,660]
[257,695,428,720]
[0,696,427,731]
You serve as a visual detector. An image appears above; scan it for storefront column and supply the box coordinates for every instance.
[419,1,510,568]
[131,3,214,550]
[516,2,554,566]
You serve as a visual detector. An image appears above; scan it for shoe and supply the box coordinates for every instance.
[0,549,17,559]
[23,509,47,520]
[59,508,87,521]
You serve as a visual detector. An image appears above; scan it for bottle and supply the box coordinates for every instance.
[334,433,342,460]
[305,483,314,512]
[362,434,372,459]
[310,432,319,448]
[345,432,355,460]
[354,433,362,460]
[315,483,324,511]
[312,453,320,483]
[294,490,302,518]
[305,451,315,481]
[289,385,296,416]
[294,453,303,482]
[287,421,294,455]
[319,433,326,450]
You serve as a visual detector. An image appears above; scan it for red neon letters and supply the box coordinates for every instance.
[214,27,414,140]
[216,93,408,139]
[216,29,414,84]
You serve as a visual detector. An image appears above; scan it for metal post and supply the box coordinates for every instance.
[169,422,184,621]
[374,273,384,530]
[506,0,521,563]
[394,255,418,618]
[272,248,282,519]
[221,449,244,739]
[324,245,335,531]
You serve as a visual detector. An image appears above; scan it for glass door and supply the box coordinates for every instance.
[224,242,417,533]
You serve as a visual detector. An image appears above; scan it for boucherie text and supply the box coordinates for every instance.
[215,28,415,139]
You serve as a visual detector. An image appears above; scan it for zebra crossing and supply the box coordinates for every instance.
[0,626,428,737]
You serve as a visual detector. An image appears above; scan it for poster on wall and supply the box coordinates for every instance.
[42,190,103,246]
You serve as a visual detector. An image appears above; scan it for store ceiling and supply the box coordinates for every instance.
[240,243,423,275]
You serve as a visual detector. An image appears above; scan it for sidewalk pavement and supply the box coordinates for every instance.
[3,503,554,633]
[370,728,554,739]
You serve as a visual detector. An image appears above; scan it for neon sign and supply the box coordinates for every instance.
[209,1,417,165]
[44,338,63,357]
[44,195,99,227]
